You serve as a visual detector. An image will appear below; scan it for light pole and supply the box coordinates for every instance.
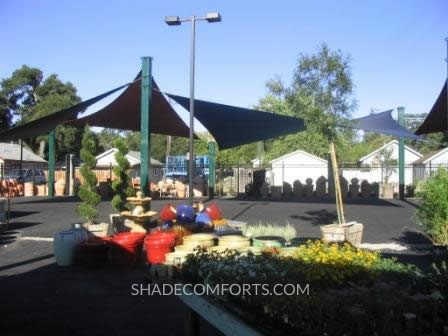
[165,12,222,205]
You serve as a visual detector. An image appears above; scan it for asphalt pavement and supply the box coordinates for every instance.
[0,196,432,336]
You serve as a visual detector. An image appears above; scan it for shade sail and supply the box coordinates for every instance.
[167,93,306,149]
[0,82,131,142]
[349,109,421,140]
[70,78,191,137]
[415,80,447,135]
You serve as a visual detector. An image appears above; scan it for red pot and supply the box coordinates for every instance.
[145,230,177,264]
[204,202,223,221]
[160,204,177,221]
[108,232,146,267]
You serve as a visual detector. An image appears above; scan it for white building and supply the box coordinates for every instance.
[413,147,448,182]
[342,140,422,187]
[95,148,164,183]
[268,150,328,187]
[0,142,47,172]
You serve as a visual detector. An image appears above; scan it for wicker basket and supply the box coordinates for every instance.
[320,222,363,247]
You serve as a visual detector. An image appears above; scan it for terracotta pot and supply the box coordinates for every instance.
[205,202,223,221]
[24,182,35,197]
[55,179,66,196]
[172,224,194,245]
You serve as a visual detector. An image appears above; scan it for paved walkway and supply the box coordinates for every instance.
[0,196,432,335]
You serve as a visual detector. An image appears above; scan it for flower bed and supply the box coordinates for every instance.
[178,241,447,335]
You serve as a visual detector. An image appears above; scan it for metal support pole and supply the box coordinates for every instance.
[398,106,405,200]
[69,154,74,196]
[19,139,23,183]
[188,17,196,205]
[48,130,56,197]
[207,142,216,199]
[140,56,153,197]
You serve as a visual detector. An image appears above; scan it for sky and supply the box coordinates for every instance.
[1,0,447,131]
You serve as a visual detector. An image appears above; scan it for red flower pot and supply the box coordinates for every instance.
[108,232,146,267]
[160,204,177,221]
[204,202,223,221]
[145,230,177,264]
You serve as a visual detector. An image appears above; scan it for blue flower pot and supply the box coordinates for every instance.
[195,212,212,227]
[176,205,196,223]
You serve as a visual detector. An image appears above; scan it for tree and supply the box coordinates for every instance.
[0,65,82,159]
[373,146,397,184]
[111,138,134,212]
[253,43,357,163]
[77,125,101,224]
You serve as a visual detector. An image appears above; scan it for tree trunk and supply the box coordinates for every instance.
[39,140,46,158]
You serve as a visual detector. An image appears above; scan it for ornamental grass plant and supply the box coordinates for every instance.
[243,222,297,241]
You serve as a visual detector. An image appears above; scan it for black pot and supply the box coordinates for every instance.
[432,245,448,261]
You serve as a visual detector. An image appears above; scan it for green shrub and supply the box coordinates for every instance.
[179,247,440,335]
[416,168,448,245]
[111,138,134,212]
[77,125,101,224]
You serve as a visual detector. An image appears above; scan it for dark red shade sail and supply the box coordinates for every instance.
[0,82,131,142]
[70,78,190,137]
[415,80,447,135]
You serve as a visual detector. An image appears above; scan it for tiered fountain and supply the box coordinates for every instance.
[120,191,157,232]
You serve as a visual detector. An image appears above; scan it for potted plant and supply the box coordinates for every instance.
[416,168,448,257]
[110,138,135,233]
[77,125,108,237]
[111,138,134,212]
[374,147,397,199]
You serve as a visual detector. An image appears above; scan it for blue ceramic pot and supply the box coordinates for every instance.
[176,205,196,223]
[195,212,212,227]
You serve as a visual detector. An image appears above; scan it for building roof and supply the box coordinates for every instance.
[359,140,422,162]
[269,150,328,164]
[413,147,448,164]
[95,148,163,167]
[0,143,47,163]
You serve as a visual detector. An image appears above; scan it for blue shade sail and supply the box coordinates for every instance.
[348,109,421,140]
[167,93,306,149]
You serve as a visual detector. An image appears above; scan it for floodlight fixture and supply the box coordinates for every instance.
[206,12,221,23]
[164,16,181,25]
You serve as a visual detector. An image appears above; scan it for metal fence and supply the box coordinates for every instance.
[2,160,448,198]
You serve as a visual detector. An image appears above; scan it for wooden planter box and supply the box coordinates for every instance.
[320,222,364,247]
